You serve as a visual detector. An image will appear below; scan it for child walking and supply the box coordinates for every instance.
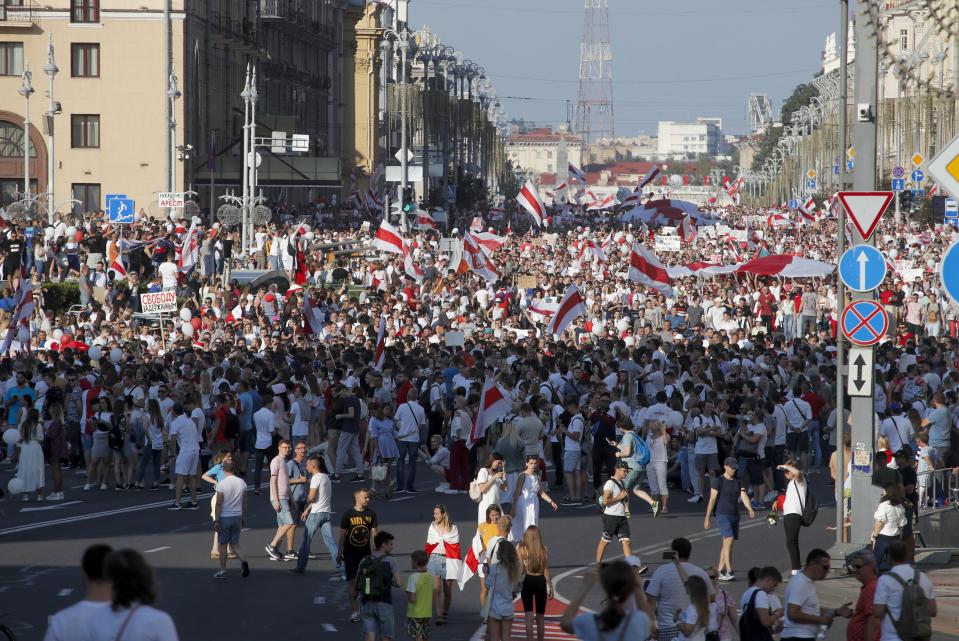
[406,549,433,641]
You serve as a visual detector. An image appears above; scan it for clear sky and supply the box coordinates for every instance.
[412,0,839,136]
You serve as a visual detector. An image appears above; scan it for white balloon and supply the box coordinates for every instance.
[44,227,54,240]
[304,231,315,241]
[669,174,683,188]
[2,428,20,445]
[179,308,192,322]
[88,346,102,361]
[110,348,123,363]
[66,226,77,237]
[181,322,195,337]
[7,477,24,495]
[888,248,899,259]
[52,328,63,340]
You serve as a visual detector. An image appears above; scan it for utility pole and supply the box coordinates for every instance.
[43,34,57,225]
[834,0,849,547]
[164,0,172,217]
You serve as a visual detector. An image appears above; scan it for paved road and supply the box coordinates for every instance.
[0,461,882,641]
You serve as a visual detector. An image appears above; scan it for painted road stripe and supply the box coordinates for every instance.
[144,546,171,554]
[21,501,83,512]
[57,588,73,597]
[388,496,413,502]
[321,624,337,632]
[313,596,326,605]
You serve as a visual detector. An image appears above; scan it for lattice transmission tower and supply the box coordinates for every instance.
[575,0,614,167]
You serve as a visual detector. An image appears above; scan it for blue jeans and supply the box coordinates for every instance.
[677,446,692,493]
[782,315,795,339]
[395,440,419,492]
[136,447,163,484]
[296,511,341,573]
[808,420,822,468]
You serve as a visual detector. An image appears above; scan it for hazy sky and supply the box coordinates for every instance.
[414,0,838,136]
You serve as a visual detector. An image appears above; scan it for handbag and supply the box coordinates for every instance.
[371,463,387,481]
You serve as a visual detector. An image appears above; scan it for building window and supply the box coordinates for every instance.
[0,43,24,76]
[71,114,100,148]
[0,120,36,157]
[899,29,908,52]
[72,183,100,214]
[71,44,99,77]
[71,0,99,23]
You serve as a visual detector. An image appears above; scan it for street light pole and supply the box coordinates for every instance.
[167,72,181,218]
[43,34,58,225]
[240,64,251,252]
[18,67,34,201]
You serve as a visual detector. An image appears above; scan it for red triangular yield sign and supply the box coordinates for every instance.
[837,191,894,240]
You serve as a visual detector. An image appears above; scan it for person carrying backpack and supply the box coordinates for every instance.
[872,541,937,641]
[357,531,402,641]
[610,416,659,517]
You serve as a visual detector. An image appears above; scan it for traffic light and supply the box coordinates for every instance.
[900,189,914,212]
[402,187,415,212]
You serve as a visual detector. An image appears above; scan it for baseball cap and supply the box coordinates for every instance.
[723,456,739,468]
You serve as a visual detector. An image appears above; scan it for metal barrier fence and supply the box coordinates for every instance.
[915,468,958,517]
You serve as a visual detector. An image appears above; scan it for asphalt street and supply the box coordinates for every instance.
[0,461,905,641]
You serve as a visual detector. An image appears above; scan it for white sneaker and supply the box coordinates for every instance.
[83,484,93,491]
[791,569,800,576]
[687,494,703,503]
[435,483,449,493]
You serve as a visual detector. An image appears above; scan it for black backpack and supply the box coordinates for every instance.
[796,479,818,527]
[738,588,774,641]
[107,421,125,452]
[224,412,240,440]
[355,554,391,602]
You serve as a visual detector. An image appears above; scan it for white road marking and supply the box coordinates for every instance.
[241,528,252,532]
[20,501,83,513]
[388,496,413,502]
[321,624,337,632]
[144,546,171,554]
[313,596,326,605]
[57,588,73,597]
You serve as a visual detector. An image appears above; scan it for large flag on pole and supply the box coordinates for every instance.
[178,217,199,273]
[516,181,545,227]
[546,283,587,337]
[302,289,324,335]
[0,273,34,354]
[628,244,674,296]
[372,220,405,254]
[468,377,511,448]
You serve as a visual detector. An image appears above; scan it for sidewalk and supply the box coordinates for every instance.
[817,562,959,640]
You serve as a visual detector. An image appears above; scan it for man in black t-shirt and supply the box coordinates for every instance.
[893,446,918,560]
[337,487,378,622]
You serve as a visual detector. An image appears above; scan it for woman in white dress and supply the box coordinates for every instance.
[510,456,558,541]
[474,452,507,524]
[16,409,45,501]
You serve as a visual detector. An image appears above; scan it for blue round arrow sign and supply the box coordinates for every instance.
[941,241,959,305]
[839,245,887,292]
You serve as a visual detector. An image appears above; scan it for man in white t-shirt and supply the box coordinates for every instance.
[595,461,632,564]
[781,548,851,639]
[646,537,714,640]
[252,397,277,493]
[158,253,178,290]
[737,566,783,637]
[167,403,200,511]
[394,399,425,494]
[213,459,249,579]
[872,541,937,641]
[291,455,342,577]
[879,405,915,455]
[43,544,113,641]
[558,399,586,504]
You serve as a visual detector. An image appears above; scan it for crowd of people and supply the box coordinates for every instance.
[0,197,949,641]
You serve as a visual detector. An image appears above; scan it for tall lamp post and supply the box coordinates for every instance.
[382,27,416,230]
[240,64,251,253]
[43,34,58,224]
[167,72,181,218]
[18,67,34,203]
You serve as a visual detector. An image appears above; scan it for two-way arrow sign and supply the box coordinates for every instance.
[847,347,874,397]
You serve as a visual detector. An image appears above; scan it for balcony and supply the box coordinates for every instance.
[260,0,304,21]
[0,1,38,28]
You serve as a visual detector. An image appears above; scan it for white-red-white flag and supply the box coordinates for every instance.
[416,211,437,230]
[637,166,661,191]
[462,233,499,282]
[371,314,386,370]
[457,530,484,590]
[586,194,617,211]
[372,220,405,254]
[178,217,200,273]
[402,240,424,282]
[468,377,512,448]
[0,275,33,354]
[797,196,817,223]
[628,244,674,296]
[109,258,127,280]
[516,181,546,227]
[470,215,484,232]
[470,231,506,255]
[678,215,697,244]
[577,239,607,265]
[547,283,587,337]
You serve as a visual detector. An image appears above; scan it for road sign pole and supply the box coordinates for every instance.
[835,0,849,547]
[842,0,883,555]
